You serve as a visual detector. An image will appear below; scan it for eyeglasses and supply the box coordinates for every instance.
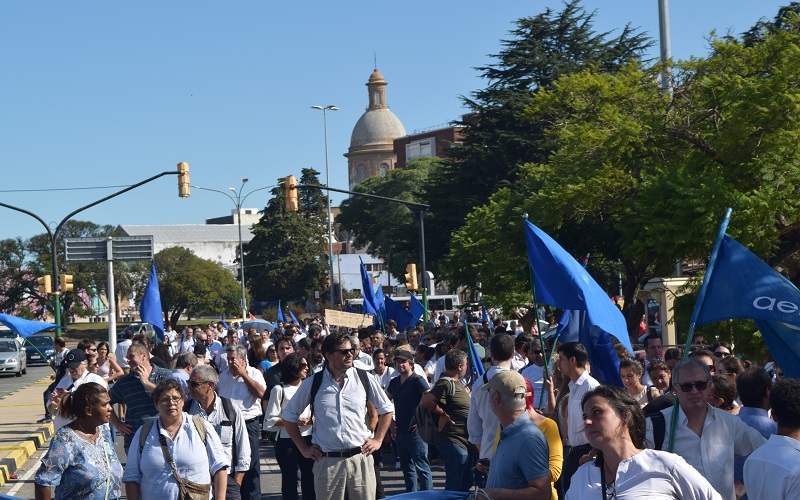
[188,381,208,388]
[713,351,731,358]
[87,348,97,352]
[158,396,183,405]
[299,363,309,370]
[336,348,355,357]
[677,380,709,393]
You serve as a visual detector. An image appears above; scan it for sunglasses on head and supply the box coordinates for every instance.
[678,380,709,393]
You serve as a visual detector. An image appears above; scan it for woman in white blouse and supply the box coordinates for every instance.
[264,352,314,500]
[566,385,721,499]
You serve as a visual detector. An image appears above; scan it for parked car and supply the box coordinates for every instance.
[25,334,56,365]
[117,323,156,343]
[0,327,22,346]
[0,338,27,377]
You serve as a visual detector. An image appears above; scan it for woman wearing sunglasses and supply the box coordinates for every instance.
[566,384,721,499]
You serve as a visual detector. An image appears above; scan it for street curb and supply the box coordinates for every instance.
[0,378,55,487]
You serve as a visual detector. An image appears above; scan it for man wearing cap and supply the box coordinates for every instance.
[386,347,432,492]
[47,349,107,431]
[194,343,211,365]
[217,343,267,500]
[476,370,551,500]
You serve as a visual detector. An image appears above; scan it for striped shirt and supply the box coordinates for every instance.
[109,366,174,450]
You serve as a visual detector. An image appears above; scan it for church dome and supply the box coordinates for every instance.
[350,108,406,148]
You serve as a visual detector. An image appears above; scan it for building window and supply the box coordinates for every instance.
[365,263,388,272]
[357,164,366,182]
[374,90,382,105]
[379,163,389,178]
[406,138,436,161]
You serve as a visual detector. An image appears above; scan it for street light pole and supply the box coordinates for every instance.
[193,182,274,321]
[311,105,339,310]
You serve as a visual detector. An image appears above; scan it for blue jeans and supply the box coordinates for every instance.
[395,432,433,492]
[436,440,476,491]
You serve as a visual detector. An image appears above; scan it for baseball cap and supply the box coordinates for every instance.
[481,370,530,399]
[65,349,87,369]
[394,347,415,362]
[193,344,207,357]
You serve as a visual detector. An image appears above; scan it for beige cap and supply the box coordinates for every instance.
[481,370,530,399]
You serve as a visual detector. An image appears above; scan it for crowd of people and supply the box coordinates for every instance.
[30,313,800,500]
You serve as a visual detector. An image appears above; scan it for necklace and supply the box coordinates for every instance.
[74,421,99,441]
[162,421,181,438]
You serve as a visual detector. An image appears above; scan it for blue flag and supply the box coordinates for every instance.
[374,279,387,324]
[288,309,306,333]
[220,316,229,330]
[0,313,61,338]
[525,220,632,386]
[465,324,486,384]
[140,261,165,341]
[408,293,426,325]
[345,305,357,314]
[694,235,800,378]
[359,260,379,317]
[481,306,490,325]
[277,301,287,324]
[385,296,417,331]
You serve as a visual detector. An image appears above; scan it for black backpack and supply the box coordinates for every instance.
[309,367,370,418]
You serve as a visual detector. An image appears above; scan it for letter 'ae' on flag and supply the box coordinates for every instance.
[140,260,165,341]
[524,220,632,386]
[695,235,800,378]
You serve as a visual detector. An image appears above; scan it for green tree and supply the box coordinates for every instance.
[138,247,242,328]
[421,0,651,275]
[336,158,441,279]
[243,168,328,304]
[0,238,39,317]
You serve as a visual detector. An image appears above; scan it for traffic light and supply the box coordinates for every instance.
[405,264,418,291]
[37,275,52,294]
[61,274,74,292]
[177,162,190,198]
[285,175,299,212]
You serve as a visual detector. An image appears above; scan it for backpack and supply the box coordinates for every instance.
[414,377,456,446]
[183,397,239,466]
[648,411,666,450]
[309,367,370,418]
[139,413,207,455]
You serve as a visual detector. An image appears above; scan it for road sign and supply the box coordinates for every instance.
[65,236,154,263]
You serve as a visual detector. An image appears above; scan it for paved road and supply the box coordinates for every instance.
[0,364,52,399]
[3,432,447,499]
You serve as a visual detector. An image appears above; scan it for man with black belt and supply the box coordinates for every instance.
[217,344,267,500]
[556,342,599,498]
[282,331,394,500]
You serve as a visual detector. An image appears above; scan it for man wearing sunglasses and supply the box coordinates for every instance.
[645,357,766,500]
[520,338,548,410]
[281,331,394,500]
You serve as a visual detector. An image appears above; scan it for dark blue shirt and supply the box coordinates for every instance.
[387,373,430,434]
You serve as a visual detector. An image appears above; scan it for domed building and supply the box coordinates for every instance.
[344,69,406,190]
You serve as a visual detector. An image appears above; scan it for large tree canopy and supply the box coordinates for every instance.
[420,0,652,276]
[243,168,328,305]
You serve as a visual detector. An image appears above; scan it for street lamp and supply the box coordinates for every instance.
[193,180,273,321]
[311,105,339,309]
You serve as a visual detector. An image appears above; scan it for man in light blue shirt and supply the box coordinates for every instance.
[282,331,393,500]
[735,367,777,498]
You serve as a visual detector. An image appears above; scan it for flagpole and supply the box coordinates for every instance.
[522,214,552,410]
[666,207,732,452]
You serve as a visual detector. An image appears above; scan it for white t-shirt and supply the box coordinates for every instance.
[53,371,108,431]
[566,449,722,499]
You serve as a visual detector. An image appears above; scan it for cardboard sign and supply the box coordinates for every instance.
[325,309,373,328]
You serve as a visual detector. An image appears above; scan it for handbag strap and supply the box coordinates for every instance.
[156,421,185,486]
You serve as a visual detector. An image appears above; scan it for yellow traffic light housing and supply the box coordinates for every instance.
[37,275,52,294]
[177,162,191,198]
[285,175,299,212]
[405,264,418,291]
[61,274,74,292]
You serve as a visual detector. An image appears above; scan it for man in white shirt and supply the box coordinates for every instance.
[744,377,800,499]
[282,331,393,500]
[467,333,515,461]
[520,338,548,410]
[557,341,600,497]
[640,334,663,386]
[115,330,134,372]
[511,333,532,371]
[646,357,766,500]
[177,327,195,354]
[217,344,267,500]
[48,349,107,430]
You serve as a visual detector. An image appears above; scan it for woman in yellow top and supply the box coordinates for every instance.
[525,377,562,500]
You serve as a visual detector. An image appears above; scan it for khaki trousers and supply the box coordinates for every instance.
[313,453,375,500]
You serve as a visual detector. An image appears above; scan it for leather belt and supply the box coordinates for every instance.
[244,417,260,423]
[321,447,362,458]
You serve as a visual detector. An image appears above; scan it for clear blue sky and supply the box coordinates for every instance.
[0,1,787,240]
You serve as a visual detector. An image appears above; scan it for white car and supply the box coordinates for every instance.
[0,338,27,377]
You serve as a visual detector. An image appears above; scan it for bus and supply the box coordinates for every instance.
[345,294,460,319]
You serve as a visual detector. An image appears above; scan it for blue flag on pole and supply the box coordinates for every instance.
[408,293,426,325]
[220,316,229,330]
[385,296,417,331]
[0,313,61,338]
[465,324,486,384]
[525,220,632,386]
[481,306,490,325]
[277,301,287,324]
[359,260,379,317]
[288,309,306,333]
[140,261,165,341]
[694,235,800,378]
[374,279,387,323]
